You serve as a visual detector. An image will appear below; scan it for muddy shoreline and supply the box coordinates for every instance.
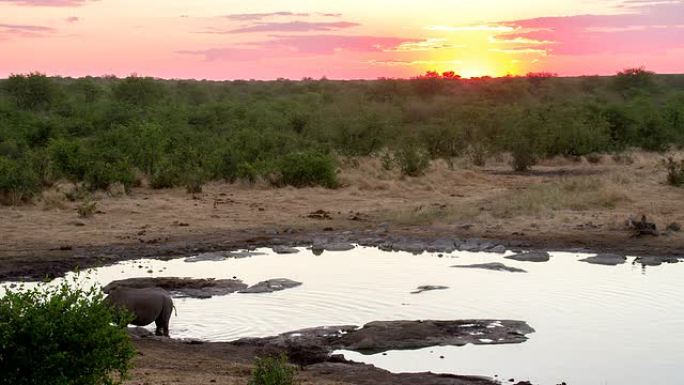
[129,319,536,385]
[2,224,683,282]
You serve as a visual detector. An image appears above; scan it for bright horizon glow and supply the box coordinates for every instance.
[0,0,682,80]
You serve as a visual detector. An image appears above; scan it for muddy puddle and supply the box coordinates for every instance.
[3,246,684,384]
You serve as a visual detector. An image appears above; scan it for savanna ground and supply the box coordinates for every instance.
[2,150,682,272]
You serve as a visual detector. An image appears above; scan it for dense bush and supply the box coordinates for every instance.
[248,354,297,385]
[0,279,135,385]
[278,151,337,188]
[0,155,40,204]
[0,69,683,204]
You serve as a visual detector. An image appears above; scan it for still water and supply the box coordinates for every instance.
[4,246,683,384]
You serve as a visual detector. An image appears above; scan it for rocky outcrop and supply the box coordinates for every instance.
[579,253,627,266]
[452,263,527,273]
[505,251,551,263]
[238,278,302,294]
[235,320,534,362]
[103,277,248,299]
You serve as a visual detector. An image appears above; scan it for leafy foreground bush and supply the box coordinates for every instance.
[248,354,298,385]
[666,156,684,186]
[0,279,135,385]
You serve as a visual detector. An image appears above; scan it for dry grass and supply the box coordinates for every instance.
[485,177,631,219]
[40,189,68,210]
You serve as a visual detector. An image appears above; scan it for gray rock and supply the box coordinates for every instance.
[579,253,627,266]
[184,250,265,263]
[322,243,356,252]
[667,222,682,232]
[239,278,302,294]
[452,262,527,273]
[634,256,681,266]
[426,239,456,253]
[489,245,507,254]
[237,319,534,359]
[411,285,449,294]
[272,246,300,254]
[336,320,535,353]
[103,277,248,299]
[505,251,551,263]
[388,240,426,254]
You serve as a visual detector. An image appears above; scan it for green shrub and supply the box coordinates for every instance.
[150,160,181,189]
[0,155,41,205]
[395,143,430,177]
[0,279,135,385]
[248,354,298,385]
[84,159,135,191]
[666,156,684,186]
[237,162,258,184]
[278,151,337,188]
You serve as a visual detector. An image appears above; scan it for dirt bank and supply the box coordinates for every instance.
[128,332,528,385]
[1,153,683,281]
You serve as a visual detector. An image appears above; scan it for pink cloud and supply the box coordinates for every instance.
[222,21,360,34]
[498,0,684,56]
[0,23,55,40]
[224,12,311,21]
[0,0,96,6]
[65,16,80,23]
[179,35,416,61]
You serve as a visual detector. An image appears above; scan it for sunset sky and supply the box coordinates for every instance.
[1,0,682,79]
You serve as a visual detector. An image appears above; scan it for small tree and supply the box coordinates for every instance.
[612,67,657,98]
[0,279,135,385]
[2,72,57,110]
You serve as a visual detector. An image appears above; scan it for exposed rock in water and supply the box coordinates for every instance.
[184,250,265,263]
[489,245,507,254]
[103,277,248,299]
[236,320,534,362]
[505,251,551,263]
[451,263,527,273]
[411,285,449,294]
[272,246,300,254]
[310,240,356,254]
[337,320,534,353]
[579,253,627,266]
[634,256,681,267]
[238,278,302,294]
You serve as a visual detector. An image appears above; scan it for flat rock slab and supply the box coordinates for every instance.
[184,250,265,263]
[238,320,534,358]
[337,320,534,353]
[452,263,526,273]
[103,277,247,299]
[634,256,681,266]
[272,246,300,254]
[579,253,627,266]
[312,242,356,252]
[238,278,302,294]
[505,251,551,263]
[411,285,449,294]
